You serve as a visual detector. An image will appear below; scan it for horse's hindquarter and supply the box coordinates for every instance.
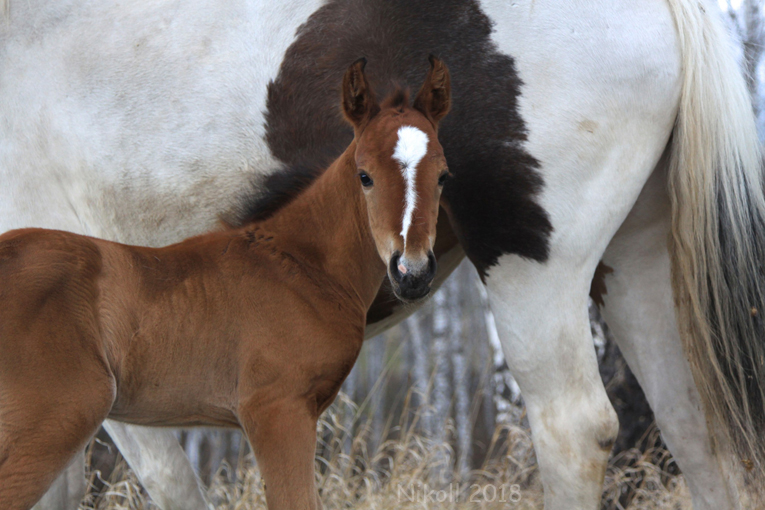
[0,229,115,410]
[481,0,681,267]
[473,0,682,399]
[472,2,683,508]
[0,0,322,246]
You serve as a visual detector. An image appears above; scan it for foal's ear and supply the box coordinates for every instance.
[413,55,451,126]
[341,57,380,131]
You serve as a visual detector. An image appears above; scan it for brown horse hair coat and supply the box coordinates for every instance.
[0,57,451,510]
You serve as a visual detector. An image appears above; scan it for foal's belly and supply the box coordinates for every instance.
[108,360,243,429]
[109,397,241,428]
[106,326,246,428]
[105,322,357,428]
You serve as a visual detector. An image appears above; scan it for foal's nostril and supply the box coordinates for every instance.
[426,251,437,280]
[389,251,403,283]
[388,251,439,302]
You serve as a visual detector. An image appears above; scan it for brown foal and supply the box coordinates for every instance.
[0,57,451,510]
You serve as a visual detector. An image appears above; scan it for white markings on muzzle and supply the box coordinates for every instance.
[392,125,429,248]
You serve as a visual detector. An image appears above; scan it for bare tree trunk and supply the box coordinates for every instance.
[207,430,225,480]
[341,360,358,455]
[184,429,204,477]
[430,283,452,481]
[367,336,386,452]
[431,284,451,434]
[407,314,430,432]
[451,268,472,479]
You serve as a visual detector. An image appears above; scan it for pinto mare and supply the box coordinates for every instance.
[0,58,452,510]
[3,1,765,509]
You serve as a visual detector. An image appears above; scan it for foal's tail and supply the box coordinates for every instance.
[666,0,765,482]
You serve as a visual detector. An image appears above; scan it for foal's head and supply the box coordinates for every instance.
[341,57,451,302]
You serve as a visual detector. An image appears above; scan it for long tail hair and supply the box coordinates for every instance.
[666,0,765,484]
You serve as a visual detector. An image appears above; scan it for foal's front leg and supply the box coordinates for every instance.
[239,397,320,510]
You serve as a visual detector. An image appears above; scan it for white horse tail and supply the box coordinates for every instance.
[666,0,765,482]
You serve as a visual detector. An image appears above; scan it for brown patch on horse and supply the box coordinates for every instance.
[590,261,614,308]
[263,0,551,280]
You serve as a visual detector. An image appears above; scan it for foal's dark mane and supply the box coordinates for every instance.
[382,88,410,111]
[229,163,324,227]
[228,86,411,228]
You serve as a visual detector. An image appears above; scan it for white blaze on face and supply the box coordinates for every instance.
[392,125,429,248]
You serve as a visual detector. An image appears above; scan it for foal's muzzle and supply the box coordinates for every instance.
[388,250,437,302]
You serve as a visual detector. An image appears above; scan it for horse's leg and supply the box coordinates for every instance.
[485,257,619,508]
[27,422,208,510]
[31,451,87,510]
[471,1,684,507]
[101,421,208,510]
[239,398,319,510]
[599,162,736,509]
[0,370,114,510]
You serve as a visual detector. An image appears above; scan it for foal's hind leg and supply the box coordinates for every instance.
[0,360,115,509]
[31,451,87,510]
[238,398,320,510]
[599,166,738,509]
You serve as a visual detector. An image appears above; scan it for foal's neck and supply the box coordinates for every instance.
[252,142,385,310]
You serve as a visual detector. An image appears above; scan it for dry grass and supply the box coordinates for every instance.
[79,393,691,510]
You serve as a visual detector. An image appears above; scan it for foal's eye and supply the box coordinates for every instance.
[359,171,374,188]
[438,170,451,186]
